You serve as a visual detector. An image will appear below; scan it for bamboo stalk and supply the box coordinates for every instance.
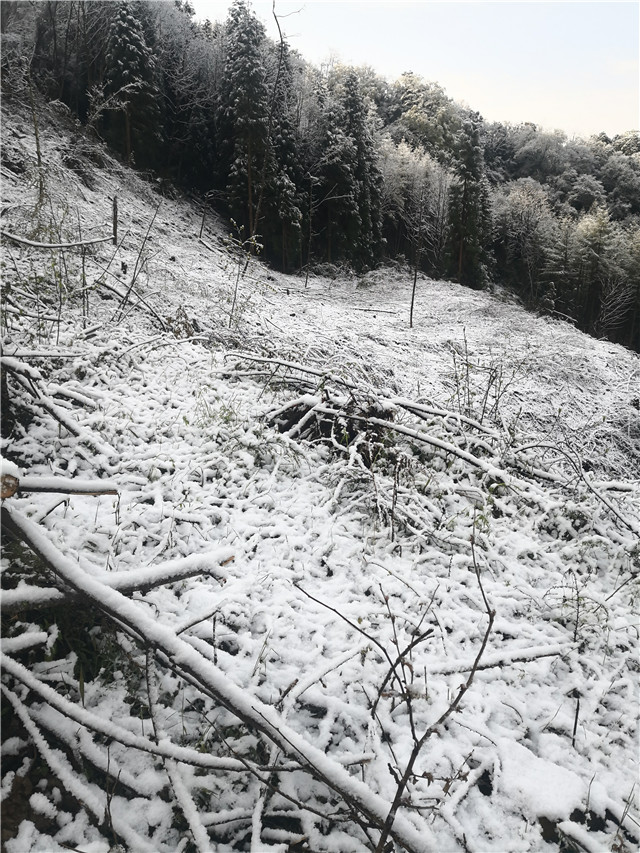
[1,230,113,249]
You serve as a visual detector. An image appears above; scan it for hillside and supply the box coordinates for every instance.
[1,99,639,853]
[3,0,640,352]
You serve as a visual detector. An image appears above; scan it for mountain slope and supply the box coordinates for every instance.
[1,99,639,853]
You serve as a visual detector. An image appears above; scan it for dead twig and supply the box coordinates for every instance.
[113,202,161,323]
[373,533,495,853]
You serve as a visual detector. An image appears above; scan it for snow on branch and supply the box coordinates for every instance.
[0,516,235,612]
[0,229,114,249]
[1,653,257,773]
[17,475,118,495]
[0,683,160,852]
[2,357,117,460]
[2,504,437,852]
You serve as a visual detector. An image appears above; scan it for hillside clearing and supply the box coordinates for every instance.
[1,100,639,853]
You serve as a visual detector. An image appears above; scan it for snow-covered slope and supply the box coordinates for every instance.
[2,99,639,853]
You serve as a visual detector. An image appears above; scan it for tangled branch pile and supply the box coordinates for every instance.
[2,335,639,852]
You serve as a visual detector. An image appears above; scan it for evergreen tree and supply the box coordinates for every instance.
[340,69,383,268]
[573,207,620,335]
[152,0,219,188]
[622,226,640,350]
[484,121,517,184]
[601,152,640,220]
[447,113,492,288]
[597,225,638,342]
[301,78,360,266]
[103,0,161,167]
[216,0,269,237]
[544,216,579,319]
[259,39,304,270]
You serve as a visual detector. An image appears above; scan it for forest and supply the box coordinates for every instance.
[2,0,640,349]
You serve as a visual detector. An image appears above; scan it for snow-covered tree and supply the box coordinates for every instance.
[447,112,492,288]
[379,137,452,277]
[339,68,383,268]
[216,0,269,237]
[386,72,461,163]
[151,0,221,188]
[493,178,557,304]
[300,77,360,266]
[103,0,161,166]
[258,39,304,270]
[566,173,607,213]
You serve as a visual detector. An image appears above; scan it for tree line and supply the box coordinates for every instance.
[2,0,639,349]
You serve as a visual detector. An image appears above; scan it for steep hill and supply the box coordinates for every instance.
[1,99,639,853]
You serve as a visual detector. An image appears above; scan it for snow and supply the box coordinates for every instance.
[1,98,639,852]
[1,456,21,480]
[498,738,585,821]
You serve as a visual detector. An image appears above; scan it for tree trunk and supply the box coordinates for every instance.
[25,63,45,205]
[457,178,468,281]
[59,1,75,100]
[305,181,313,284]
[282,222,286,271]
[410,226,423,329]
[125,106,132,165]
[247,139,254,237]
[0,363,11,438]
[409,264,418,329]
[47,1,59,70]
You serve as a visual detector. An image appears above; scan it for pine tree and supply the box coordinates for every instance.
[153,0,219,189]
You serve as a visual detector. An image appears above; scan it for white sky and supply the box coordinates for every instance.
[189,0,639,139]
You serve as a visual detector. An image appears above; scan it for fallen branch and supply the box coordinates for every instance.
[17,475,118,496]
[2,360,116,459]
[146,655,212,853]
[96,277,167,330]
[1,632,49,653]
[1,230,113,249]
[1,350,81,359]
[3,504,436,853]
[512,442,640,537]
[198,237,224,256]
[0,519,234,612]
[421,642,571,675]
[351,307,397,315]
[0,683,159,852]
[281,396,548,506]
[1,355,42,381]
[2,302,62,323]
[2,652,272,774]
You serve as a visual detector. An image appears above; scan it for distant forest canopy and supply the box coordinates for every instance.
[1,0,639,350]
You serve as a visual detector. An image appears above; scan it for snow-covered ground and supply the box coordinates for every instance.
[2,100,639,853]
